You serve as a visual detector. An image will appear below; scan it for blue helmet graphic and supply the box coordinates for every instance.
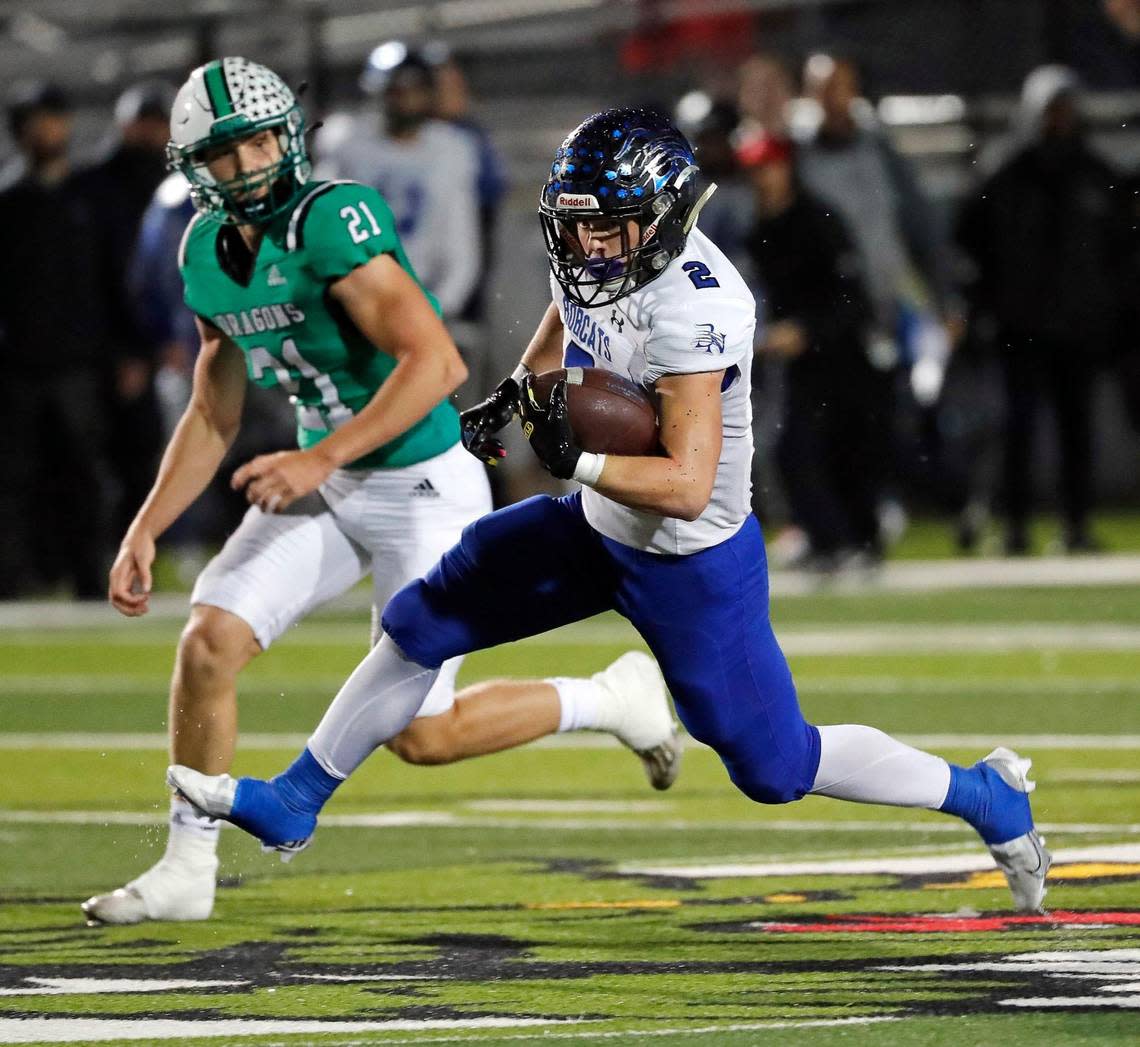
[539,107,704,308]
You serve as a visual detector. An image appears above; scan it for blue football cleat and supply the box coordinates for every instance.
[167,765,315,861]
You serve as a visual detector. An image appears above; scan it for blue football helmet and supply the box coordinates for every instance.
[539,107,706,308]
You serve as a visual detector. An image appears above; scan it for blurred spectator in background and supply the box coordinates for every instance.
[737,52,795,138]
[1105,0,1140,50]
[1101,0,1140,438]
[75,81,173,539]
[130,173,199,438]
[739,132,886,569]
[795,53,952,349]
[674,89,750,271]
[0,83,110,597]
[794,51,955,546]
[425,39,508,343]
[956,66,1130,554]
[318,41,483,377]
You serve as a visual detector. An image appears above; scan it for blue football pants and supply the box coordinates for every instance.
[382,493,821,805]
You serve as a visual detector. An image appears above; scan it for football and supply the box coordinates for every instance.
[529,367,659,456]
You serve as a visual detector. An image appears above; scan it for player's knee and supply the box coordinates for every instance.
[381,582,446,668]
[728,766,806,806]
[178,612,258,684]
[387,714,459,766]
[723,749,812,806]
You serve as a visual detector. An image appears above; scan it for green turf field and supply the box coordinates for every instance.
[1,580,1138,1045]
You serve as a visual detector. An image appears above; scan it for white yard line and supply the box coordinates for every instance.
[0,674,1135,697]
[325,1016,901,1046]
[0,808,1136,837]
[0,1016,571,1044]
[6,619,1137,652]
[0,1016,899,1045]
[0,554,1136,630]
[620,842,1140,879]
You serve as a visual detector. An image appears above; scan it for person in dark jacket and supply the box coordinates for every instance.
[957,66,1130,553]
[739,132,889,566]
[73,81,174,539]
[0,83,111,597]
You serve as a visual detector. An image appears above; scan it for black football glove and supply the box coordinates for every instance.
[519,374,582,480]
[459,376,523,465]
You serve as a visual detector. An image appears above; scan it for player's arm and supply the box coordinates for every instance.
[325,255,468,462]
[460,301,565,465]
[521,368,724,522]
[589,371,722,521]
[109,318,247,616]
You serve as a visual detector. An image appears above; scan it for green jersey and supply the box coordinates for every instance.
[179,180,460,470]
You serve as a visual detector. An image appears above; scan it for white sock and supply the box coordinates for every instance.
[132,796,218,885]
[550,677,604,732]
[309,633,441,778]
[811,724,951,809]
[164,795,219,865]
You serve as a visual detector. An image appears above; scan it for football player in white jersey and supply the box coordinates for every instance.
[172,108,1050,914]
[317,41,482,344]
[81,71,682,927]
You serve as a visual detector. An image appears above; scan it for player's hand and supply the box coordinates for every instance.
[519,375,582,480]
[108,529,156,617]
[232,448,335,514]
[459,376,522,465]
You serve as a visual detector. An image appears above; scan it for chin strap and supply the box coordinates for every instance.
[683,182,718,235]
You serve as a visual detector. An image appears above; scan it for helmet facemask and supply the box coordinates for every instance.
[540,191,683,308]
[167,106,309,225]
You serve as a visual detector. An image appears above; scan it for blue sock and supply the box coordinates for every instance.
[229,748,341,846]
[271,748,343,815]
[939,762,1034,845]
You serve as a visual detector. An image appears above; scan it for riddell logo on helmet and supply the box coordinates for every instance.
[556,193,599,209]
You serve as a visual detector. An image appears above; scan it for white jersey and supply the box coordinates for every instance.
[317,114,481,320]
[551,228,756,556]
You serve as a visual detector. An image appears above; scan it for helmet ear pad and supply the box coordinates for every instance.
[651,195,685,256]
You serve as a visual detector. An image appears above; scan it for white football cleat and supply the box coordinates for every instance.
[592,651,683,791]
[982,747,1052,914]
[81,855,217,925]
[167,765,237,819]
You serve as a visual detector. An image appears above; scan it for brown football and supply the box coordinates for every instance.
[529,367,658,456]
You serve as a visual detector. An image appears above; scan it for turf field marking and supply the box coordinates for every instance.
[878,949,1140,1011]
[465,799,673,813]
[296,973,443,981]
[0,1016,573,1044]
[3,621,1139,653]
[235,1016,900,1046]
[1001,996,1140,1007]
[4,809,1137,837]
[525,898,682,910]
[0,977,247,996]
[2,809,1138,838]
[1051,768,1140,782]
[0,675,1136,706]
[0,555,1132,630]
[3,731,1140,750]
[622,842,1140,878]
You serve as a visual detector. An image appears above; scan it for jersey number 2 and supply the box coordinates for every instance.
[682,261,720,289]
[340,201,383,244]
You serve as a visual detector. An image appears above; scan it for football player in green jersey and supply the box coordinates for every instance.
[82,57,681,926]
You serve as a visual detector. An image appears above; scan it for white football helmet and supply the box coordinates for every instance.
[166,56,310,224]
